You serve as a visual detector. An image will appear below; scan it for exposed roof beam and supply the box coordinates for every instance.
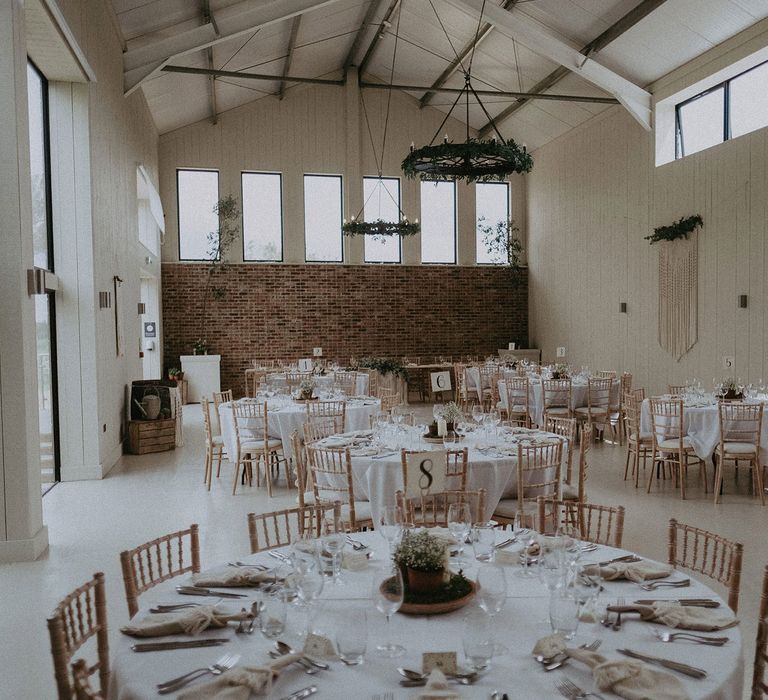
[202,0,218,125]
[123,0,345,96]
[442,0,653,130]
[343,0,387,71]
[420,0,520,109]
[361,81,618,103]
[478,0,668,136]
[278,15,302,100]
[357,0,401,77]
[162,65,344,88]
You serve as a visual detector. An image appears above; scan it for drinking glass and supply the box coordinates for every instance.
[443,430,458,450]
[514,512,537,577]
[433,404,444,422]
[372,566,405,657]
[471,522,496,562]
[476,565,508,654]
[292,532,320,574]
[462,609,494,671]
[321,515,346,585]
[471,405,484,426]
[549,589,580,640]
[259,594,287,639]
[538,548,566,591]
[378,505,404,555]
[335,609,368,664]
[447,502,472,562]
[296,568,324,608]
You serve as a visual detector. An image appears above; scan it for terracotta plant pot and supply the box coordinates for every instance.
[406,567,445,593]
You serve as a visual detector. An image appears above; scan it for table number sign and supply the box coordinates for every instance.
[431,371,452,393]
[422,652,457,675]
[298,358,313,372]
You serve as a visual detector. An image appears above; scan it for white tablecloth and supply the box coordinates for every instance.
[639,398,768,462]
[108,531,743,700]
[219,398,381,461]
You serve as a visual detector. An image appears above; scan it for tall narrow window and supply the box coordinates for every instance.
[363,177,401,263]
[242,172,283,261]
[730,62,768,139]
[177,169,219,260]
[304,175,343,262]
[476,182,510,264]
[676,87,725,157]
[420,180,456,264]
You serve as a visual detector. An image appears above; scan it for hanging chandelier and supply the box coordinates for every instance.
[401,1,533,183]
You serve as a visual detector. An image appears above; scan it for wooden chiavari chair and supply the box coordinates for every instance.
[714,402,765,505]
[668,518,743,612]
[306,400,346,429]
[478,364,502,410]
[623,391,653,487]
[303,416,342,444]
[231,401,286,496]
[284,372,307,391]
[212,389,233,436]
[120,525,200,618]
[291,430,315,508]
[648,398,706,499]
[396,489,486,527]
[47,573,109,700]
[247,503,341,553]
[562,422,592,501]
[504,376,531,427]
[492,440,564,526]
[333,371,358,396]
[305,445,372,531]
[244,368,269,397]
[536,497,624,547]
[574,377,612,438]
[608,372,632,444]
[201,397,225,490]
[544,415,577,483]
[752,565,768,698]
[453,362,472,409]
[378,387,402,413]
[667,384,688,396]
[542,378,572,419]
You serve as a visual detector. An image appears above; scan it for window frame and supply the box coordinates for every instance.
[475,181,511,266]
[419,178,457,265]
[362,175,402,264]
[176,167,220,262]
[241,170,284,263]
[675,57,768,159]
[303,173,344,264]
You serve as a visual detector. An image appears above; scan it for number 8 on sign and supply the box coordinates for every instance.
[419,458,434,491]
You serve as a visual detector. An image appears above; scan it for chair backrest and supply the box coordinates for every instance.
[586,377,612,412]
[201,397,215,444]
[596,370,617,379]
[378,388,401,413]
[544,415,576,481]
[306,445,359,526]
[668,518,743,612]
[453,363,468,400]
[119,525,200,618]
[306,400,346,425]
[396,489,486,527]
[649,398,684,446]
[284,371,308,388]
[244,368,269,397]
[212,389,233,434]
[479,365,502,402]
[333,371,358,396]
[718,402,763,446]
[575,421,593,501]
[667,384,687,396]
[291,430,310,508]
[361,368,379,398]
[536,498,625,547]
[47,572,109,700]
[303,416,341,443]
[247,503,341,553]
[620,371,632,396]
[400,449,449,499]
[71,659,103,699]
[752,565,768,698]
[623,393,642,437]
[517,440,563,512]
[543,379,571,409]
[232,400,269,446]
[505,376,529,417]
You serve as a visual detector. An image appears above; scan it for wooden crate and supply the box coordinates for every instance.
[126,419,177,455]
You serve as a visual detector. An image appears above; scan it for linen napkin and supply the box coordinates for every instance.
[615,603,738,631]
[191,567,276,588]
[121,606,249,637]
[415,669,462,700]
[341,551,369,571]
[582,560,673,582]
[178,654,301,700]
[532,635,689,700]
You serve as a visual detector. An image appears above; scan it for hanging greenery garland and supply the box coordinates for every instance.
[342,218,420,237]
[645,214,703,245]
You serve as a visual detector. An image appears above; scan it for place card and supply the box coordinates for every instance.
[422,651,457,675]
[303,633,336,659]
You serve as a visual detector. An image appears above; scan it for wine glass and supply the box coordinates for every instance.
[292,532,320,574]
[378,505,403,555]
[476,565,508,654]
[321,514,346,585]
[514,512,537,577]
[471,405,484,426]
[433,404,444,423]
[372,566,405,657]
[447,502,472,562]
[443,430,458,450]
[462,609,494,671]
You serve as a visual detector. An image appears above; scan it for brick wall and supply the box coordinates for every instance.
[162,263,528,396]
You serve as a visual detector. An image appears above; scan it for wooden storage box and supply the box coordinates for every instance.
[126,418,176,455]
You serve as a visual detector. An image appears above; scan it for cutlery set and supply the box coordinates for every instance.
[176,585,248,598]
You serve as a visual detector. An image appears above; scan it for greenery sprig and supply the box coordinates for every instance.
[342,218,420,238]
[401,138,533,183]
[645,214,703,245]
[356,356,409,380]
[393,531,446,572]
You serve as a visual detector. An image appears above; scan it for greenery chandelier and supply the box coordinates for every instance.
[342,216,420,238]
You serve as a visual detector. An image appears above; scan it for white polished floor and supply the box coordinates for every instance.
[0,404,763,699]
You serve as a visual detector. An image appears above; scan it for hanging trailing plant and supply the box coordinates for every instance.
[478,217,525,285]
[645,214,703,245]
[342,218,420,237]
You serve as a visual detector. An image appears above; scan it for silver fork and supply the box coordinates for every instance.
[653,629,729,645]
[542,639,602,671]
[228,561,269,569]
[613,597,625,630]
[640,578,691,591]
[556,677,606,700]
[346,535,366,550]
[157,652,239,694]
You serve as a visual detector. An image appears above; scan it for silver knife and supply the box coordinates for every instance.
[617,649,707,678]
[176,586,248,598]
[131,639,229,652]
[279,685,317,700]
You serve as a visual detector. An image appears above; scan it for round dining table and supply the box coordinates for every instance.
[107,530,743,700]
[218,397,381,461]
[312,427,568,524]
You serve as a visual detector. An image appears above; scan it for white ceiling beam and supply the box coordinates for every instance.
[442,0,652,130]
[123,0,345,96]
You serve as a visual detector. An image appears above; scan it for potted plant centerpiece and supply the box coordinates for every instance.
[298,377,316,401]
[720,378,743,401]
[393,530,448,593]
[551,363,569,380]
[192,339,208,356]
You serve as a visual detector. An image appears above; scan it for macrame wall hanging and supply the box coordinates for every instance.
[656,226,701,360]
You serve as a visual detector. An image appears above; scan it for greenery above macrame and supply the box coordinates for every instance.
[401,138,533,183]
[342,218,420,238]
[645,214,703,245]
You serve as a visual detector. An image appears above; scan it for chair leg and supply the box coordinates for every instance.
[205,447,212,491]
[215,446,224,477]
[679,455,686,500]
[232,457,241,495]
[646,449,657,493]
[713,456,723,504]
[264,451,273,497]
[754,456,766,505]
[623,446,632,481]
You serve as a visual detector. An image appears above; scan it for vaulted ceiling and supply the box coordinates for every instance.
[110,0,768,150]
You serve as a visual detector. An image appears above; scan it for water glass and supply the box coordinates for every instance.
[447,503,472,561]
[549,589,580,640]
[471,522,496,562]
[372,566,405,657]
[462,609,494,671]
[335,609,368,664]
[476,565,506,618]
[378,505,403,554]
[260,594,287,639]
[321,515,346,585]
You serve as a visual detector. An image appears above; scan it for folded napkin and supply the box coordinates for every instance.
[532,635,689,700]
[178,654,301,700]
[350,446,379,457]
[582,560,673,583]
[192,567,276,588]
[341,551,369,571]
[415,669,462,700]
[620,603,738,631]
[320,437,351,448]
[121,606,248,637]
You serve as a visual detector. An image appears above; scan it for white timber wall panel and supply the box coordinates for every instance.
[529,104,768,396]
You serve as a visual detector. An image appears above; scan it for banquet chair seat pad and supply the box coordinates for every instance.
[561,483,579,500]
[544,407,570,416]
[492,499,536,519]
[716,442,759,456]
[210,435,224,446]
[241,438,283,451]
[628,432,653,444]
[574,407,608,417]
[341,501,373,524]
[657,437,693,451]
